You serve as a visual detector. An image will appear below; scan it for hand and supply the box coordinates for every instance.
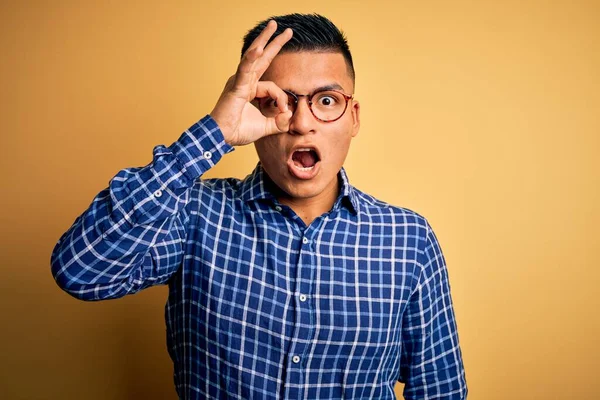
[210,20,293,146]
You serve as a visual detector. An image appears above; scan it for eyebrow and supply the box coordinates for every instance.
[283,83,346,95]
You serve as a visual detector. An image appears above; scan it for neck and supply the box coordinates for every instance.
[275,175,341,227]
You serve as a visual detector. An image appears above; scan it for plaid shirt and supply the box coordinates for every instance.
[51,115,467,399]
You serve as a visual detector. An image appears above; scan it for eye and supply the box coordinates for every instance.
[261,98,278,109]
[321,97,334,106]
[315,92,340,107]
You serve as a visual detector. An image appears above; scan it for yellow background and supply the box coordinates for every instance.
[1,1,598,399]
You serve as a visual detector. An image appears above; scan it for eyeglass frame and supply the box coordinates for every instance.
[257,88,354,123]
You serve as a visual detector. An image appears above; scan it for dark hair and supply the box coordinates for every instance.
[242,13,355,83]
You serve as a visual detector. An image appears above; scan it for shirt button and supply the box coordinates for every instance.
[302,237,309,244]
[153,189,162,198]
[292,355,301,364]
[275,206,282,212]
[299,294,307,302]
[203,151,212,159]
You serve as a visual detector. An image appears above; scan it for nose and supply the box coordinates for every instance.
[288,97,316,135]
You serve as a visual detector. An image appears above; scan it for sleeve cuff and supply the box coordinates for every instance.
[168,114,234,181]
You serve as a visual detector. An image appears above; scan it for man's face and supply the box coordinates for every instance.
[254,51,360,201]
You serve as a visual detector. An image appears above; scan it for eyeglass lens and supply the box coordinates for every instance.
[258,90,349,122]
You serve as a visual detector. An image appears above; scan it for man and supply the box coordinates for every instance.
[51,13,467,399]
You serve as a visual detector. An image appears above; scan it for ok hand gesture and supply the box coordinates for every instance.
[210,20,293,146]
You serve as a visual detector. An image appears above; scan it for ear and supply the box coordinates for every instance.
[350,99,360,138]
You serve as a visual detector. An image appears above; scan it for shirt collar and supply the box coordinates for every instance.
[240,162,359,215]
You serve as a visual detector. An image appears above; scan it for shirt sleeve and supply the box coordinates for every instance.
[50,115,233,301]
[398,220,468,399]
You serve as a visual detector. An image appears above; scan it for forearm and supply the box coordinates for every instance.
[50,115,233,300]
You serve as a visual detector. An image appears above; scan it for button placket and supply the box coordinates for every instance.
[287,230,315,389]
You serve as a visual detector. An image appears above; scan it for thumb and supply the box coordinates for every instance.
[264,110,292,136]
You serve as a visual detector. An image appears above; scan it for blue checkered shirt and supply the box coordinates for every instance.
[51,115,467,399]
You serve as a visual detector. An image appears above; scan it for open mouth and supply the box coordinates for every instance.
[288,147,321,180]
[291,148,320,171]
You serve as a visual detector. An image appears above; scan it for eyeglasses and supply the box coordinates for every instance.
[257,88,354,123]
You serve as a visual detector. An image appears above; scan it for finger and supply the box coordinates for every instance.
[244,19,278,59]
[234,45,263,89]
[253,28,293,76]
[235,20,278,85]
[264,110,293,136]
[255,81,289,113]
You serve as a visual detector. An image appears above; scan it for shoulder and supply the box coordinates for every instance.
[351,186,433,245]
[187,176,246,214]
[192,176,243,194]
[353,187,429,227]
[352,188,447,276]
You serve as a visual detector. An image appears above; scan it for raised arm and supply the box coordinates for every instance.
[50,20,294,301]
[50,117,232,300]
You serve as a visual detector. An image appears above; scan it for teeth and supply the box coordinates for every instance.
[293,164,315,171]
[293,148,319,159]
[291,147,319,173]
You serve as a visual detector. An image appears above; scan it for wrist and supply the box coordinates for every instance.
[209,113,233,146]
